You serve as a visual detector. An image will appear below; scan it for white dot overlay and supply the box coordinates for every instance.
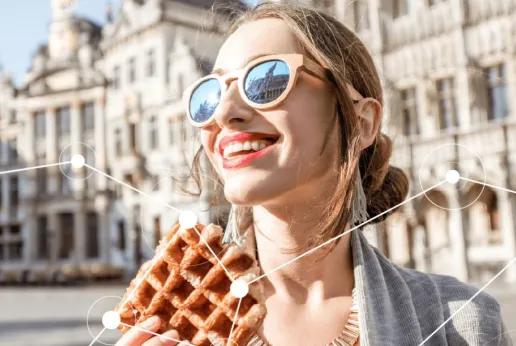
[101,310,121,330]
[230,279,249,298]
[179,210,198,229]
[445,169,460,184]
[71,154,86,169]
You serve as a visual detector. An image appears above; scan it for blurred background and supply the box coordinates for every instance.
[0,0,514,345]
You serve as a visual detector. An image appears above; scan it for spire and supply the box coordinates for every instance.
[49,0,79,61]
[51,0,77,20]
[106,1,114,23]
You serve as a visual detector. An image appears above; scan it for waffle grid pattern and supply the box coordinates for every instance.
[117,223,266,346]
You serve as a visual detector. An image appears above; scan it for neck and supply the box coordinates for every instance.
[251,190,354,305]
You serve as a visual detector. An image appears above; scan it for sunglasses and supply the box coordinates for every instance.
[183,53,363,127]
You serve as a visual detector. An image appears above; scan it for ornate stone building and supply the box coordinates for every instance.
[0,0,238,282]
[0,0,515,284]
[305,0,516,283]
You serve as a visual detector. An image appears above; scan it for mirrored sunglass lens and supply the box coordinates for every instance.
[244,60,290,104]
[189,78,221,123]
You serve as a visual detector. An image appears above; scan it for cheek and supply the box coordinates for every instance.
[281,94,335,159]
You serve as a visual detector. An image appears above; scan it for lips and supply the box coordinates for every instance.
[221,141,277,169]
[217,132,280,157]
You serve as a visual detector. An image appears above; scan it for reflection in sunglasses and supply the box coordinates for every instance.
[244,60,290,104]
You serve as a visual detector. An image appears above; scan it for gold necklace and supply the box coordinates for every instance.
[250,287,359,346]
[325,287,359,346]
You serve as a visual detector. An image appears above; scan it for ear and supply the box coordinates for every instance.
[355,98,382,150]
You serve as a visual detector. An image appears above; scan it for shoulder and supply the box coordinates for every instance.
[395,264,510,345]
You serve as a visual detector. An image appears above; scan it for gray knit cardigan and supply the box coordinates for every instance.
[248,225,513,346]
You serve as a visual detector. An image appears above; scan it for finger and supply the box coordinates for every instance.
[142,329,181,346]
[115,315,162,346]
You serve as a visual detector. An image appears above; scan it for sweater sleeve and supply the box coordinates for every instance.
[426,272,513,346]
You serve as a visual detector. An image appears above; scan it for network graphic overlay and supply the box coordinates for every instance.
[2,141,514,346]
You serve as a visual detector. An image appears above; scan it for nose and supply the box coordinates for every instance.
[212,77,253,128]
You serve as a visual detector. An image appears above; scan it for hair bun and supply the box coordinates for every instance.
[361,133,410,224]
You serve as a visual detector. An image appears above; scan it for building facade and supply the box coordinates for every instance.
[0,0,515,284]
[0,0,235,282]
[319,0,516,283]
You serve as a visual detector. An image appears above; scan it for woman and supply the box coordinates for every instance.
[116,2,512,346]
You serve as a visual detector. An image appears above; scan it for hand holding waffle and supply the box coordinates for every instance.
[115,222,266,346]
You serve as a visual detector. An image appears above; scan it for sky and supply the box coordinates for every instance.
[0,0,256,86]
[0,1,123,86]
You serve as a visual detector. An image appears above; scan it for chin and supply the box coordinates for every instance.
[224,179,272,206]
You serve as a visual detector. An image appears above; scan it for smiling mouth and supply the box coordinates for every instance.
[221,137,279,160]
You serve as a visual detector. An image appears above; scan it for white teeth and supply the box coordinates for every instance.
[250,142,261,151]
[222,140,274,158]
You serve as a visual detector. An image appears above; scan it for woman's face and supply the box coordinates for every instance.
[200,18,339,207]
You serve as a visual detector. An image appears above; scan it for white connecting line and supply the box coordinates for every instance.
[85,163,233,281]
[2,161,230,346]
[0,161,69,175]
[227,297,243,346]
[7,161,514,345]
[417,175,516,345]
[247,180,448,284]
[418,255,516,345]
[87,327,106,346]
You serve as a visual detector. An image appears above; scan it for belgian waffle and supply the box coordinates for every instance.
[116,222,266,346]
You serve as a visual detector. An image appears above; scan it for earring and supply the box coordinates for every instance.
[222,204,246,247]
[351,165,369,229]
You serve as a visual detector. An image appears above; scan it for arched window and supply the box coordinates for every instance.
[466,185,501,246]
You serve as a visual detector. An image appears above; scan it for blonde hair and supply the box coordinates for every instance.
[184,1,409,255]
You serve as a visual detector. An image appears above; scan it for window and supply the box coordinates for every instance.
[9,110,17,124]
[57,106,71,136]
[7,139,17,163]
[427,0,443,6]
[146,49,156,77]
[353,0,370,31]
[400,87,419,136]
[35,150,46,164]
[84,145,96,188]
[168,118,175,145]
[128,57,136,83]
[113,65,121,89]
[114,128,123,156]
[0,228,3,260]
[81,102,95,132]
[149,116,159,150]
[9,176,18,207]
[124,173,135,188]
[177,74,184,95]
[129,122,137,151]
[35,110,46,138]
[37,216,49,260]
[117,220,126,250]
[154,216,161,247]
[7,224,22,260]
[58,173,71,196]
[392,0,408,18]
[36,168,47,195]
[436,77,458,130]
[150,174,160,189]
[485,64,508,121]
[58,212,74,259]
[86,212,99,258]
[180,120,187,143]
